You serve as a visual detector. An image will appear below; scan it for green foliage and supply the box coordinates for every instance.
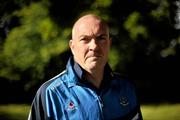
[92,0,112,8]
[160,38,179,57]
[150,0,170,21]
[124,12,148,40]
[80,0,111,21]
[0,2,69,82]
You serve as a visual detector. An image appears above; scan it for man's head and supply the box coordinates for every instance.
[69,14,111,73]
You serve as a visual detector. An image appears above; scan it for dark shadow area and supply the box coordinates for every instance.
[127,45,180,103]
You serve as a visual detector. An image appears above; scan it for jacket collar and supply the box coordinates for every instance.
[66,56,113,89]
[64,57,76,87]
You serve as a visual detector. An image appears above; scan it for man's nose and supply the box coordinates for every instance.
[89,39,99,51]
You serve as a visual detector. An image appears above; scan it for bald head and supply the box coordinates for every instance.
[72,14,109,40]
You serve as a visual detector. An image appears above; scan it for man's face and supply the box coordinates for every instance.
[69,16,111,73]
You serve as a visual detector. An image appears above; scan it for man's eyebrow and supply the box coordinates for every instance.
[78,34,108,39]
[98,34,108,36]
[79,35,88,38]
[96,34,108,38]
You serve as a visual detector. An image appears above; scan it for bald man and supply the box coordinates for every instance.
[28,14,143,120]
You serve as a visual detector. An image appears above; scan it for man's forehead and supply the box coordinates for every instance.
[76,23,108,38]
[72,14,108,39]
[74,15,101,28]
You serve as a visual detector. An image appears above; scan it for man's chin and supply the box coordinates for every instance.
[87,61,101,69]
[86,58,99,64]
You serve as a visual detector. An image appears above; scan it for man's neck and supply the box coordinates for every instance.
[85,68,104,88]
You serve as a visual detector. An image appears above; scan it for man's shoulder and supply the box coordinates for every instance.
[36,70,67,95]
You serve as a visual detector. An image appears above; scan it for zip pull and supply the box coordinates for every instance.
[98,96,104,108]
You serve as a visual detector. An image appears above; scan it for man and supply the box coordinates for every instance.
[28,14,143,120]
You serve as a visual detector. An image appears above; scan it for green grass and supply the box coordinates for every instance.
[141,103,180,120]
[0,103,180,120]
[0,104,30,120]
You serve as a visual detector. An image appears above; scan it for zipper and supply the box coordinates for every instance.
[98,96,104,120]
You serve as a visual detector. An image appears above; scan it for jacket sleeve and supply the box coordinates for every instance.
[28,84,49,120]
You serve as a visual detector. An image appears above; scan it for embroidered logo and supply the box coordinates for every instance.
[120,96,129,106]
[68,101,75,110]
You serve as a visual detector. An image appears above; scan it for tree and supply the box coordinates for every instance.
[0,2,69,90]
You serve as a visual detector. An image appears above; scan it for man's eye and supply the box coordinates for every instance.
[80,38,88,41]
[81,38,87,41]
[80,37,89,42]
[96,36,106,41]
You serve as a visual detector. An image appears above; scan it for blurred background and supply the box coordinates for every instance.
[0,0,180,119]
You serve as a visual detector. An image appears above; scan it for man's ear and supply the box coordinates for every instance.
[69,39,74,55]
